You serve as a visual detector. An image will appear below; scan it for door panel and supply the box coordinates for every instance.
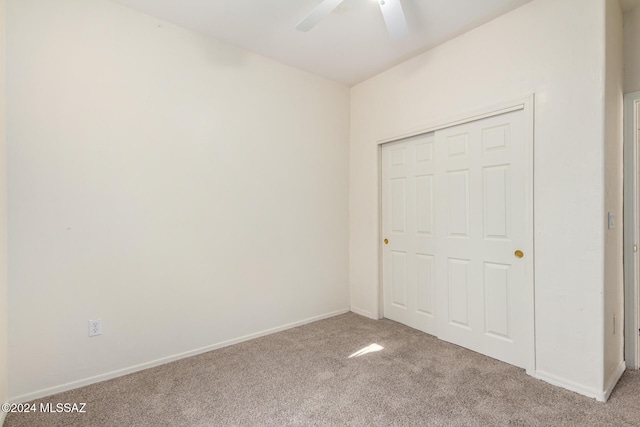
[416,254,434,315]
[483,262,511,339]
[416,175,433,235]
[447,170,470,237]
[391,250,407,307]
[447,258,470,328]
[483,166,510,239]
[391,178,406,232]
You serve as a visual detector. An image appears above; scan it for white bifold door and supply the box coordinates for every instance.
[382,109,529,369]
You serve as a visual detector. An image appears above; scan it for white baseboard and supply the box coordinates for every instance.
[601,360,626,402]
[349,306,377,319]
[534,370,603,401]
[10,308,350,404]
[535,360,626,403]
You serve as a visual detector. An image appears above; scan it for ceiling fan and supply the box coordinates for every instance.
[296,0,409,40]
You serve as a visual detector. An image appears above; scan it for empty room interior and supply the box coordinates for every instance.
[2,0,640,425]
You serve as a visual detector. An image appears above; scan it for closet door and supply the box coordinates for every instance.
[381,133,437,335]
[434,109,527,368]
[382,108,529,369]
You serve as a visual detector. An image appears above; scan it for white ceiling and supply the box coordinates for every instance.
[108,0,636,86]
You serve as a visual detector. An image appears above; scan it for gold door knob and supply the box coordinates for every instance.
[514,250,524,258]
[384,239,389,245]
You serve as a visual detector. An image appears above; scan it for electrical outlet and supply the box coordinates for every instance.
[88,319,102,337]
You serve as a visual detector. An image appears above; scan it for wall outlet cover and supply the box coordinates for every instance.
[88,319,102,337]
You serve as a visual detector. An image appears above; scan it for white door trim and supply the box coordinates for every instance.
[624,90,640,370]
[377,94,535,375]
[377,98,530,145]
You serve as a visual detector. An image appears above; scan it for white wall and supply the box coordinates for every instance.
[603,0,625,396]
[350,0,612,399]
[0,0,8,422]
[624,5,640,93]
[7,0,350,400]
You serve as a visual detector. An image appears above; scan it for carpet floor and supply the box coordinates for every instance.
[4,312,640,426]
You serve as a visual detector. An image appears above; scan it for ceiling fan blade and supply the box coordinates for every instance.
[379,0,409,40]
[296,0,346,32]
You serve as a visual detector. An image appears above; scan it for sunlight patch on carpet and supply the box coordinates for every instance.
[348,343,384,358]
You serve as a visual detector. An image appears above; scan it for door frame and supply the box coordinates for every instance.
[624,90,640,370]
[377,95,536,375]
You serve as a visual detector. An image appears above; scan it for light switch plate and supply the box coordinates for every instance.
[608,212,615,229]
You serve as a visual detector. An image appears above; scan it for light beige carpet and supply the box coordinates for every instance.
[5,312,640,426]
